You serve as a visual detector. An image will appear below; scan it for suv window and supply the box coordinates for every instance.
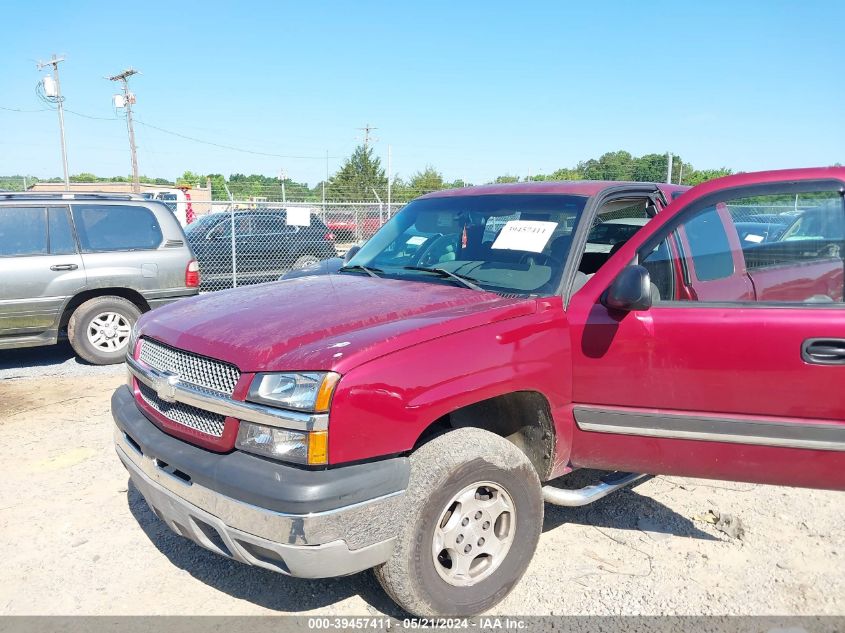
[48,207,77,255]
[0,207,48,257]
[72,204,163,252]
[253,214,297,235]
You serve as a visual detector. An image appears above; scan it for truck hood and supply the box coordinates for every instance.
[137,274,536,373]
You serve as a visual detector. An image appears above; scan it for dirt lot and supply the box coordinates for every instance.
[0,362,843,617]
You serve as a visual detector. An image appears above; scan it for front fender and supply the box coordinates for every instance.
[327,299,573,465]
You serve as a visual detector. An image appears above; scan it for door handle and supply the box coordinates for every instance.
[50,264,78,271]
[802,338,845,365]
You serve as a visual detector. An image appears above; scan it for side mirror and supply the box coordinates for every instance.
[602,265,653,312]
[343,245,361,263]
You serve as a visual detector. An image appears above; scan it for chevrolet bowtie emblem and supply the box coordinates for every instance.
[154,372,180,403]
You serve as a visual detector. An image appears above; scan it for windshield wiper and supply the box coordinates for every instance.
[338,264,382,278]
[402,266,484,291]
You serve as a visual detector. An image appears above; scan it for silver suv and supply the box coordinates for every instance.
[0,192,199,364]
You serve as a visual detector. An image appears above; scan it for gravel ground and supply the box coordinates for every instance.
[0,342,123,381]
[0,369,843,617]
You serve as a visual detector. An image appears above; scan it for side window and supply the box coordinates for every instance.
[640,236,675,301]
[72,205,163,252]
[577,197,654,278]
[683,206,735,281]
[48,207,77,255]
[0,207,48,257]
[254,215,296,235]
[641,187,845,304]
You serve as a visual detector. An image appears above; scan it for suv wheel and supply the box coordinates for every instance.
[68,296,141,365]
[374,428,543,617]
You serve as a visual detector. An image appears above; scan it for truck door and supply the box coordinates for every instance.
[0,206,86,336]
[566,169,845,490]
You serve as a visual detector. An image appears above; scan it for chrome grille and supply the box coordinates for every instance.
[137,381,226,437]
[138,338,240,396]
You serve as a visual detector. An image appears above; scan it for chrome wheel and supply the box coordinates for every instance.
[431,481,516,587]
[86,311,132,352]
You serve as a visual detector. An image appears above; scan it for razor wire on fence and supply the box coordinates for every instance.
[188,201,404,292]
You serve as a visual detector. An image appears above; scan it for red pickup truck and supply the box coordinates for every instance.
[112,167,845,617]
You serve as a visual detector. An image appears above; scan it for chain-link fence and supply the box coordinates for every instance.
[189,201,404,292]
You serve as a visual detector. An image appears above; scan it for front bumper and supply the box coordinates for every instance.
[112,385,408,578]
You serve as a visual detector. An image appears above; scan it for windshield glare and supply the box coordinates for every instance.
[346,194,588,295]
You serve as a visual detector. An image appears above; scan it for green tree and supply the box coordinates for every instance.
[69,172,98,183]
[632,153,669,183]
[327,145,387,201]
[409,166,445,193]
[177,171,204,187]
[546,167,582,181]
[681,167,733,186]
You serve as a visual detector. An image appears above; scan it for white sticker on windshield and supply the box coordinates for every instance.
[406,235,427,245]
[286,207,311,227]
[744,234,764,243]
[491,221,558,253]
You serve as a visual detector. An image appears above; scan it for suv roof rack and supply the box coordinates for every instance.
[0,192,147,201]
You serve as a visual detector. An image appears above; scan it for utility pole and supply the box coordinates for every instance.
[279,168,287,203]
[666,152,674,184]
[109,68,140,193]
[358,123,378,148]
[36,55,69,190]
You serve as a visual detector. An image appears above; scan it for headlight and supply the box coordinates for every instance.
[128,321,141,358]
[247,372,340,412]
[236,422,328,465]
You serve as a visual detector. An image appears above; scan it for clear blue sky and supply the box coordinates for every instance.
[1,0,843,186]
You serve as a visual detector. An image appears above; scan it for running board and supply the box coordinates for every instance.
[542,472,647,507]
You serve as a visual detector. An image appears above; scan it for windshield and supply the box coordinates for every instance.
[345,194,588,295]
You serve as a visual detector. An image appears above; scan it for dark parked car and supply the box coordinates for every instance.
[186,209,337,288]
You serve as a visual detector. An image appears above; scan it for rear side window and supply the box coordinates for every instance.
[0,207,48,256]
[48,207,77,255]
[72,204,162,252]
[253,215,295,235]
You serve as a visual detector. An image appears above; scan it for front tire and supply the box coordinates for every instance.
[374,428,543,617]
[68,296,141,365]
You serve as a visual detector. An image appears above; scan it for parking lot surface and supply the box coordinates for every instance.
[0,361,842,616]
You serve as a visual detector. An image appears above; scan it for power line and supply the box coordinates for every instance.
[134,119,340,160]
[0,104,51,112]
[65,108,118,121]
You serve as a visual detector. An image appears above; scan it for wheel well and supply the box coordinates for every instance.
[413,391,556,481]
[59,288,150,333]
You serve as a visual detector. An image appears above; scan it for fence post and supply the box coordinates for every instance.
[223,183,237,288]
[372,188,384,232]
